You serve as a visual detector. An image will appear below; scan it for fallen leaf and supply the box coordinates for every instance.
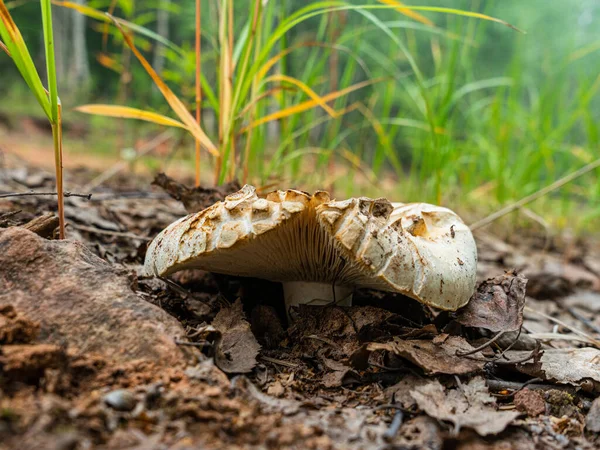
[586,397,600,432]
[561,290,600,312]
[368,336,486,375]
[455,270,527,332]
[153,173,240,214]
[395,416,443,449]
[506,348,600,391]
[384,374,430,408]
[411,377,520,436]
[212,300,261,374]
[321,357,360,387]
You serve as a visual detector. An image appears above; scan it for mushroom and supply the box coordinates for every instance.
[144,185,477,317]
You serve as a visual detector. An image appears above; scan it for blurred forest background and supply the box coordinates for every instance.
[1,0,599,231]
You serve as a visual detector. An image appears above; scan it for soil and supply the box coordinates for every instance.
[1,149,600,449]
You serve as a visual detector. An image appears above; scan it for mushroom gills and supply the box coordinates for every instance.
[144,185,478,318]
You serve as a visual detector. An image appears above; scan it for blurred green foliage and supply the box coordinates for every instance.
[1,0,599,229]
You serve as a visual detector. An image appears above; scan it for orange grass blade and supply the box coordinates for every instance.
[377,0,434,26]
[75,104,188,128]
[0,39,9,55]
[265,74,338,117]
[242,77,384,132]
[96,52,123,72]
[108,14,218,157]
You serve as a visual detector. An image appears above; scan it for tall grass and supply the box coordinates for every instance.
[61,1,519,187]
[6,1,597,231]
[1,0,65,237]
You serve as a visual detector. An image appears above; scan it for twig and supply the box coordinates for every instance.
[0,210,21,221]
[174,339,212,348]
[494,327,523,361]
[0,191,92,199]
[470,157,600,230]
[462,344,539,366]
[89,191,172,201]
[259,356,299,369]
[567,307,600,335]
[455,331,505,356]
[487,378,576,394]
[383,410,404,441]
[160,277,193,298]
[304,334,342,350]
[524,305,600,348]
[69,223,151,241]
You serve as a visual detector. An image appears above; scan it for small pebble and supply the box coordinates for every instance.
[103,389,137,412]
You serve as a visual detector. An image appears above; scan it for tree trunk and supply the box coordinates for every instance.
[69,0,90,87]
[152,0,171,76]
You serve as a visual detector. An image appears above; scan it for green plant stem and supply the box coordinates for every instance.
[195,0,201,186]
[41,0,64,237]
[52,108,65,238]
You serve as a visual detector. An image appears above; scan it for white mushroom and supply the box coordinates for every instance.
[144,185,477,317]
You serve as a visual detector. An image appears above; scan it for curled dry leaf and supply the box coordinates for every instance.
[506,348,600,392]
[586,397,600,433]
[411,377,520,436]
[455,270,527,332]
[212,300,261,374]
[367,336,485,375]
[152,173,241,214]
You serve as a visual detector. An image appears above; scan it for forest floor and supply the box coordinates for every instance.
[1,135,600,449]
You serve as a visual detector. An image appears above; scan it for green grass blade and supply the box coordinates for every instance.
[40,0,58,124]
[0,0,51,119]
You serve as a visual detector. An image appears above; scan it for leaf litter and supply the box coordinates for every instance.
[1,157,600,448]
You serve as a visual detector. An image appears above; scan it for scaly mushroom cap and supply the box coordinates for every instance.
[144,185,477,311]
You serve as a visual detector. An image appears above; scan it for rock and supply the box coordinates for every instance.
[103,389,138,412]
[514,389,546,417]
[0,227,188,367]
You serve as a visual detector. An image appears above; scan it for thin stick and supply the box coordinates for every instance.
[455,330,505,356]
[0,191,91,199]
[259,356,299,369]
[383,410,403,441]
[194,0,202,186]
[470,157,600,230]
[567,307,600,335]
[524,305,600,348]
[487,379,576,394]
[69,223,151,241]
[0,39,10,56]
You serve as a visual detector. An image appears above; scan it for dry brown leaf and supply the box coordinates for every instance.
[455,270,527,332]
[411,377,520,436]
[212,300,261,374]
[586,397,600,432]
[506,348,600,391]
[368,336,485,375]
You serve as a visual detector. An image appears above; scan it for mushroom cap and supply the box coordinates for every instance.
[144,185,477,311]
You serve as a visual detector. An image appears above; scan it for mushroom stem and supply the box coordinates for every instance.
[282,281,353,319]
